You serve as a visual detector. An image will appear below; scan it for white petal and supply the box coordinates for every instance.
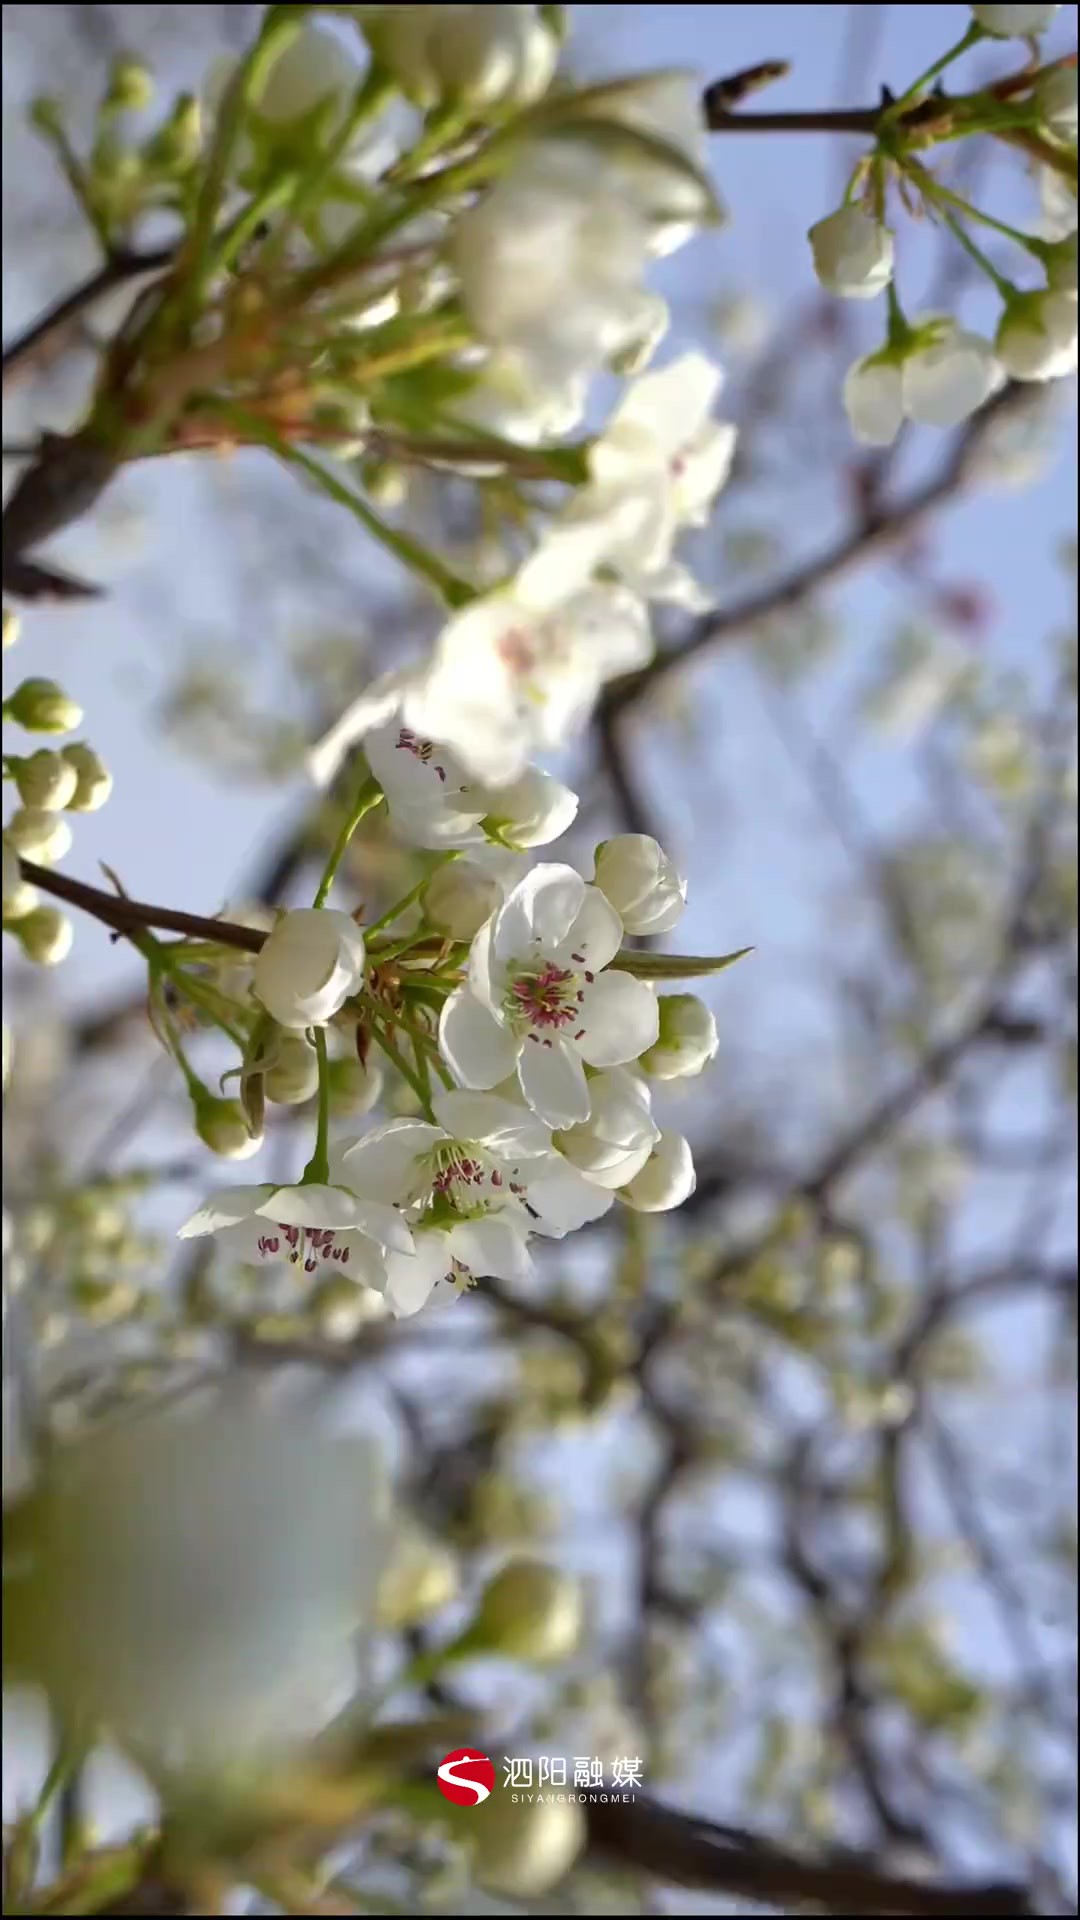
[439,988,519,1088]
[432,1090,551,1158]
[556,887,624,972]
[493,863,586,963]
[260,1183,364,1230]
[577,973,659,1067]
[517,1035,590,1126]
[448,1215,534,1284]
[384,1237,449,1317]
[339,1120,445,1200]
[177,1186,273,1237]
[306,671,413,788]
[525,1155,616,1235]
[467,914,500,1011]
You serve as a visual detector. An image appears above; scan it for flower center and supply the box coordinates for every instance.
[395,727,447,782]
[505,957,592,1045]
[255,1222,353,1276]
[421,1140,535,1221]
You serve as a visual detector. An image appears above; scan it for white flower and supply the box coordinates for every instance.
[15,907,73,967]
[619,1129,696,1211]
[328,1055,386,1117]
[568,71,716,256]
[972,4,1060,35]
[902,321,1002,427]
[453,140,665,384]
[253,909,366,1029]
[338,1089,613,1243]
[264,1035,321,1106]
[640,993,718,1079]
[553,1067,659,1187]
[1038,66,1078,140]
[843,352,905,445]
[2,842,38,922]
[177,1179,412,1283]
[423,856,512,940]
[60,743,113,812]
[10,750,78,812]
[593,834,687,935]
[996,288,1079,380]
[481,768,579,849]
[439,865,658,1127]
[1038,163,1078,241]
[363,721,578,851]
[4,808,72,866]
[414,5,560,109]
[809,206,894,299]
[458,346,590,446]
[564,352,736,606]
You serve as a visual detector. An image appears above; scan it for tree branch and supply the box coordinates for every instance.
[1,244,175,386]
[17,858,268,952]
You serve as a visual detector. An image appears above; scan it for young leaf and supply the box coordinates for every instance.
[609,945,754,980]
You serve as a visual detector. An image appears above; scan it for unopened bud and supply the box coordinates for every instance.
[471,1791,587,1899]
[2,609,19,651]
[377,1526,458,1627]
[2,842,38,922]
[4,678,83,734]
[10,750,79,812]
[312,1274,386,1341]
[423,860,501,939]
[148,93,202,170]
[467,1559,583,1662]
[60,743,113,812]
[639,993,718,1080]
[193,1094,263,1160]
[15,907,73,967]
[264,1033,320,1105]
[106,57,154,114]
[5,808,73,866]
[327,1055,384,1117]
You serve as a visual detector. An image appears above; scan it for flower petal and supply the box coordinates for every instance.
[525,1154,616,1235]
[555,886,624,972]
[432,1089,551,1158]
[493,863,586,964]
[259,1183,364,1229]
[517,1035,590,1127]
[448,1215,534,1284]
[576,973,659,1067]
[339,1121,445,1201]
[177,1186,274,1237]
[384,1237,449,1317]
[439,988,519,1088]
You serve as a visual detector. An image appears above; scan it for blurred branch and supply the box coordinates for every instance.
[18,857,268,952]
[1,243,175,387]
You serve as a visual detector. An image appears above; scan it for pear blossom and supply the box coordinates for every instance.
[424,859,505,940]
[568,70,717,256]
[458,346,590,446]
[593,834,687,935]
[4,807,72,866]
[995,288,1079,380]
[15,907,73,968]
[253,908,366,1030]
[809,206,895,299]
[438,865,658,1127]
[971,4,1060,35]
[338,1090,613,1242]
[60,743,113,812]
[368,5,558,110]
[563,353,737,607]
[1038,163,1078,241]
[263,1035,321,1106]
[177,1179,412,1282]
[619,1129,696,1211]
[362,720,578,850]
[552,1067,660,1188]
[843,352,905,445]
[902,322,1003,427]
[640,993,719,1079]
[1037,66,1078,141]
[10,750,78,812]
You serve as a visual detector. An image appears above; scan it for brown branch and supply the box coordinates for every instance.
[1,244,175,386]
[17,859,268,953]
[586,1794,1034,1915]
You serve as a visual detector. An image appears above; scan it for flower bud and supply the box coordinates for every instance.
[482,768,579,849]
[423,859,502,939]
[253,908,366,1030]
[377,1525,458,1628]
[843,350,905,445]
[1045,236,1078,294]
[996,289,1079,382]
[263,1034,320,1106]
[106,56,154,113]
[4,678,83,734]
[1037,65,1078,141]
[471,1790,586,1899]
[60,743,113,812]
[327,1055,385,1117]
[4,808,73,866]
[469,1558,584,1662]
[148,93,201,169]
[193,1094,263,1160]
[14,906,73,967]
[640,994,718,1079]
[425,4,559,108]
[3,842,38,922]
[619,1129,696,1212]
[554,1067,658,1187]
[971,4,1060,35]
[10,750,79,812]
[2,609,19,651]
[809,206,894,299]
[593,833,686,934]
[312,1274,387,1342]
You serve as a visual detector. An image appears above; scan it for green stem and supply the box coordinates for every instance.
[31,1730,85,1835]
[938,205,1017,298]
[885,280,914,351]
[207,170,298,276]
[908,159,1051,258]
[302,1026,332,1184]
[313,773,383,907]
[234,412,476,608]
[883,22,983,120]
[269,67,396,261]
[364,851,459,937]
[368,1016,436,1120]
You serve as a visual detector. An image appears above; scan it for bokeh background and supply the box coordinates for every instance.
[3,4,1078,1913]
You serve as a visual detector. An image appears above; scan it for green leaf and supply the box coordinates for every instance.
[609,945,754,980]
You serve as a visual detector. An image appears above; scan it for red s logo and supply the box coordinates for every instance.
[437,1748,496,1806]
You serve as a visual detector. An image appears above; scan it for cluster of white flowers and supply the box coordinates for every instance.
[179,793,720,1318]
[2,646,112,967]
